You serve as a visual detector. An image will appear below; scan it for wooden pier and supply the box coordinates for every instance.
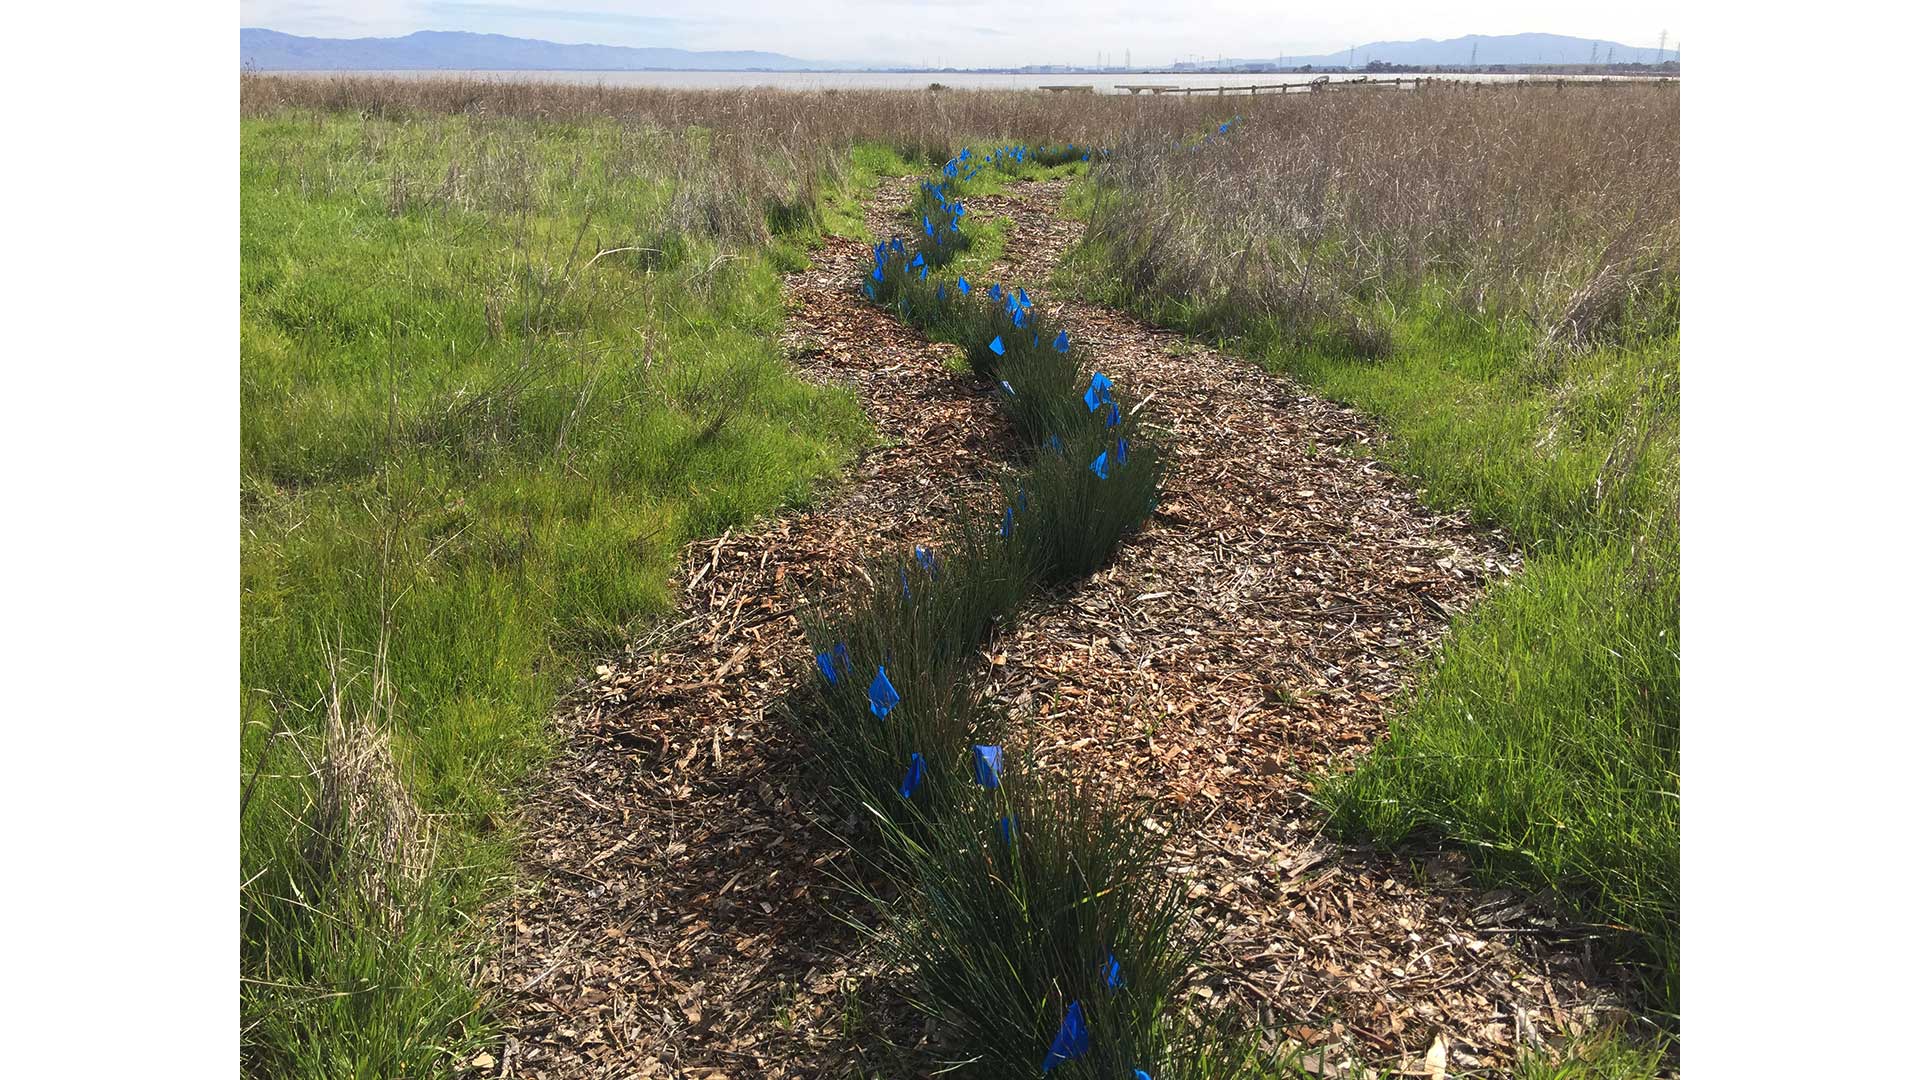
[1103,75,1676,96]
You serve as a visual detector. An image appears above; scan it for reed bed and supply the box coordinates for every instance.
[1074,83,1679,353]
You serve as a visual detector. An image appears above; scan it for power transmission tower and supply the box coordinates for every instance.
[1589,42,1599,66]
[1470,42,1478,68]
[1348,45,1355,68]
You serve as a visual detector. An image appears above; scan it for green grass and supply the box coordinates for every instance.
[1061,230,1680,1013]
[240,112,869,1076]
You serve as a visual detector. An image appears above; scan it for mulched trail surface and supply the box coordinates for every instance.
[484,177,1641,1079]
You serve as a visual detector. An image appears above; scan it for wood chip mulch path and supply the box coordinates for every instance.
[482,177,1645,1079]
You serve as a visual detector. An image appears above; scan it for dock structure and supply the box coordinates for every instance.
[1037,84,1097,93]
[1113,76,1418,95]
[1107,76,1676,96]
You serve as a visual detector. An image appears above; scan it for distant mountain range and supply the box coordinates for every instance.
[1193,33,1677,71]
[240,29,825,71]
[240,28,1675,74]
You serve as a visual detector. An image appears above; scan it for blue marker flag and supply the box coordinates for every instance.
[1091,451,1110,479]
[1047,434,1063,455]
[912,251,925,267]
[999,814,1020,843]
[972,744,1004,788]
[1000,379,1016,396]
[1042,1002,1090,1071]
[899,752,926,799]
[1018,287,1031,309]
[954,203,966,218]
[815,651,839,685]
[990,283,1003,302]
[834,641,850,676]
[1090,371,1114,401]
[919,265,928,281]
[957,276,971,295]
[1135,1072,1153,1080]
[1107,402,1122,428]
[1001,506,1015,538]
[937,284,947,301]
[900,566,911,600]
[869,665,900,718]
[873,264,884,282]
[863,282,875,300]
[989,336,1006,356]
[915,546,938,578]
[1104,953,1124,989]
[891,237,904,253]
[1053,330,1070,353]
[1083,384,1103,413]
[1117,437,1129,464]
[1013,308,1027,329]
[1018,487,1029,510]
[925,218,935,238]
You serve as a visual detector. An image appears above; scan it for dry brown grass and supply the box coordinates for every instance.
[1077,83,1679,351]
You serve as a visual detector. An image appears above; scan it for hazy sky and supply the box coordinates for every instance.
[240,1,1684,67]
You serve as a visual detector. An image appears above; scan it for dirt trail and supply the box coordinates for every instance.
[487,176,1633,1079]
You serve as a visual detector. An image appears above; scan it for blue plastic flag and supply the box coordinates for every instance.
[1018,487,1028,510]
[815,651,838,685]
[1018,287,1032,310]
[1001,506,1015,538]
[1220,122,1231,133]
[989,284,1003,302]
[1053,330,1070,353]
[899,752,926,799]
[957,276,972,295]
[1091,451,1110,479]
[863,282,875,300]
[873,264,884,282]
[1000,379,1016,396]
[972,744,1004,788]
[912,251,925,268]
[937,284,947,302]
[989,336,1006,356]
[954,203,966,218]
[1083,384,1103,413]
[1047,434,1063,455]
[869,665,900,718]
[925,218,935,238]
[834,641,850,676]
[901,566,911,600]
[919,265,929,281]
[915,546,937,578]
[1032,334,1040,348]
[1013,308,1027,329]
[891,237,905,253]
[1117,437,1129,465]
[1135,1072,1152,1080]
[1090,371,1114,401]
[1042,1002,1090,1071]
[1107,402,1122,428]
[999,813,1020,843]
[1104,953,1124,989]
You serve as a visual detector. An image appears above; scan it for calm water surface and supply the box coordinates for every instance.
[271,69,1672,94]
